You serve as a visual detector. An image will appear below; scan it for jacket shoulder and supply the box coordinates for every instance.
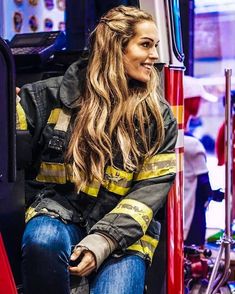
[158,96,176,126]
[20,76,63,125]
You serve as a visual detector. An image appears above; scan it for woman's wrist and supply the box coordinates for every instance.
[76,233,117,269]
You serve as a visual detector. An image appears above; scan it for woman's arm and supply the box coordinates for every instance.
[70,103,177,275]
[89,114,177,248]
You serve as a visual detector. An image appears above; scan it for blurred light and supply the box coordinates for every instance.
[195,0,235,14]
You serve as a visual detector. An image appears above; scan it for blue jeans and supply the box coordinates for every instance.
[21,216,146,294]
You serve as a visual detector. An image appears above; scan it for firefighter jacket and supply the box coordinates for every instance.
[17,59,178,263]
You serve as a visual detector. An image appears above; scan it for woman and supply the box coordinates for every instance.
[18,5,177,294]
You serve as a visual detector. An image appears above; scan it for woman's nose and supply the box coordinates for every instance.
[149,46,159,61]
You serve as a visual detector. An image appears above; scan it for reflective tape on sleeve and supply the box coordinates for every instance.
[127,234,159,261]
[134,153,176,181]
[109,198,153,233]
[16,103,27,130]
[25,206,37,223]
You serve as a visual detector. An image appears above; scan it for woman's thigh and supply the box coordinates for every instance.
[21,215,86,294]
[90,254,146,294]
[22,215,85,259]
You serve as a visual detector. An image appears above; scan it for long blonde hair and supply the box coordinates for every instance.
[67,5,164,190]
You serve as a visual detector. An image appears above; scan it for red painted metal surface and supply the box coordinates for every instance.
[233,118,235,221]
[0,233,17,294]
[164,67,184,294]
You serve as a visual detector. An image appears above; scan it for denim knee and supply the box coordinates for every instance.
[22,216,72,265]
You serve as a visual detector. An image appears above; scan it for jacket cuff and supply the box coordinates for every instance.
[78,233,117,269]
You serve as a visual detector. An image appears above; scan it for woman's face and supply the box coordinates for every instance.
[123,21,159,83]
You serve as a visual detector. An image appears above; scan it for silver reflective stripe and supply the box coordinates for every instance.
[54,108,71,132]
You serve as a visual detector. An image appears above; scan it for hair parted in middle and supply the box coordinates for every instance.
[67,5,165,190]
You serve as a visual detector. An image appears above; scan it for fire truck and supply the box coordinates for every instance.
[0,0,233,293]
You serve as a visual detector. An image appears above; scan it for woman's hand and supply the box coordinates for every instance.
[69,233,117,274]
[69,246,97,276]
[16,87,21,103]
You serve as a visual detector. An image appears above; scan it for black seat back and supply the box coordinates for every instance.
[0,37,25,286]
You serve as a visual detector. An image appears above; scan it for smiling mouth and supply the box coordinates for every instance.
[141,63,153,70]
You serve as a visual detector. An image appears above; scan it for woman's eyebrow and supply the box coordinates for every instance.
[140,37,154,42]
[140,37,160,44]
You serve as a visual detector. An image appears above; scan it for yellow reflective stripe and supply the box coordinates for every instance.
[81,182,100,197]
[134,153,176,181]
[127,235,159,261]
[141,234,158,248]
[36,162,67,184]
[36,162,134,196]
[128,244,154,259]
[67,163,100,197]
[36,161,101,195]
[65,164,73,181]
[36,162,75,184]
[47,108,61,124]
[105,166,133,181]
[25,206,37,223]
[102,166,133,196]
[16,103,27,130]
[102,182,130,196]
[25,207,60,223]
[135,167,176,181]
[109,199,153,233]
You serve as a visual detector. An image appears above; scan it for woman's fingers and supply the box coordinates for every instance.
[16,87,21,103]
[70,245,83,261]
[69,247,96,276]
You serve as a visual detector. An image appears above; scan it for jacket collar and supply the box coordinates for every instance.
[59,58,88,109]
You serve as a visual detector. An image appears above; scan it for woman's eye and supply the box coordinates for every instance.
[142,43,150,48]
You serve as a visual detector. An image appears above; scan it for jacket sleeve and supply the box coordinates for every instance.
[17,76,63,144]
[89,101,178,249]
[16,77,63,169]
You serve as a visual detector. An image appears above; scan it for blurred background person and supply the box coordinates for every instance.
[183,75,223,247]
[212,90,235,241]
